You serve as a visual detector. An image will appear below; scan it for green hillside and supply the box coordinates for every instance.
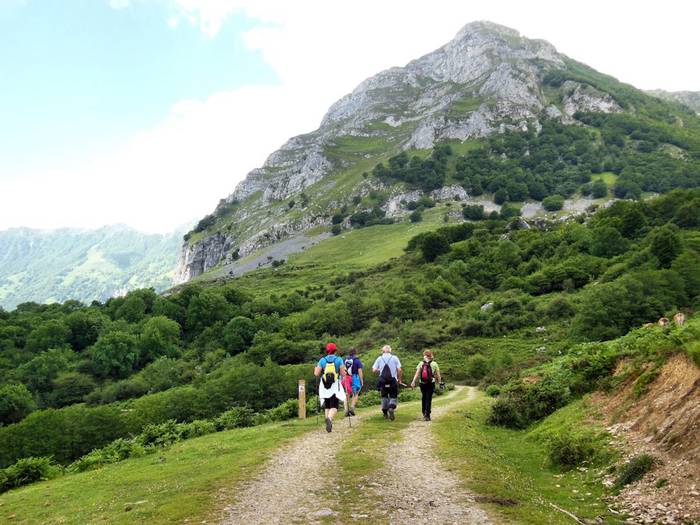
[0,225,185,310]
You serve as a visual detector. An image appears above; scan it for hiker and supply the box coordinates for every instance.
[410,349,444,421]
[314,342,347,432]
[343,348,364,416]
[372,344,402,420]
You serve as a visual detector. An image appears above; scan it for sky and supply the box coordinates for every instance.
[1,0,699,233]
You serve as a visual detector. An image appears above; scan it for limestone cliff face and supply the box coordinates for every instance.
[176,21,626,283]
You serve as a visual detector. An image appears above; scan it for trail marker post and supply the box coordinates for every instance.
[298,379,306,419]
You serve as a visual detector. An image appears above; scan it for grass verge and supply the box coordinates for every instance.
[0,419,317,525]
[432,393,623,524]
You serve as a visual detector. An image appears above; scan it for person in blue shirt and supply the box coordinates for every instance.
[314,342,347,432]
[342,348,364,417]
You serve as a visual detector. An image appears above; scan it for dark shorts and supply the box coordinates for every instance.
[322,395,339,409]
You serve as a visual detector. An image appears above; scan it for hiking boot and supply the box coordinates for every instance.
[382,410,388,419]
[388,408,395,421]
[349,408,356,416]
[424,415,431,421]
[325,417,333,433]
[344,408,350,417]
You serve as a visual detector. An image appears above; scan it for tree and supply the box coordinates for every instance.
[673,199,700,228]
[419,232,450,262]
[65,310,106,351]
[222,316,256,355]
[591,179,608,198]
[139,316,181,365]
[648,224,683,268]
[409,210,423,223]
[186,289,230,333]
[542,194,565,212]
[494,188,508,205]
[462,204,484,220]
[0,384,36,425]
[48,372,96,408]
[590,226,628,258]
[331,224,342,236]
[25,320,70,353]
[91,331,139,378]
[16,348,75,393]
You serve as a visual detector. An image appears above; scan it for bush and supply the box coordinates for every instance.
[462,204,485,220]
[0,457,61,494]
[488,396,525,428]
[409,210,423,223]
[0,383,37,425]
[331,224,342,236]
[215,407,256,430]
[544,431,600,470]
[68,438,149,473]
[542,195,565,212]
[485,385,501,397]
[615,455,654,488]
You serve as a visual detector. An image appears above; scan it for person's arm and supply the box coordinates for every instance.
[397,367,404,384]
[410,368,420,388]
[314,365,321,377]
[371,357,379,374]
[435,362,444,387]
[358,367,364,387]
[340,364,347,378]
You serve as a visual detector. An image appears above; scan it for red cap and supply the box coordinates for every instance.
[325,342,337,354]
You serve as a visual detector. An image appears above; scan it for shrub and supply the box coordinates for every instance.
[215,407,256,430]
[0,457,61,494]
[544,431,600,470]
[67,438,148,473]
[264,399,298,422]
[485,385,501,397]
[542,195,565,212]
[615,455,654,488]
[0,383,37,425]
[488,396,525,428]
[409,210,423,223]
[331,224,342,236]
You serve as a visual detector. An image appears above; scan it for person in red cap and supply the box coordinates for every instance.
[314,342,347,432]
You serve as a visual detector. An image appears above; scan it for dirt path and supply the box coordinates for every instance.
[368,386,492,524]
[219,412,360,525]
[219,388,488,525]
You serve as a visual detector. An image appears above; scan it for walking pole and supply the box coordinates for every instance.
[315,376,320,427]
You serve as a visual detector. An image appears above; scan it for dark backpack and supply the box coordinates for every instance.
[420,361,434,384]
[378,355,395,390]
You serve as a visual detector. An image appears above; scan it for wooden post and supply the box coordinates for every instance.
[298,379,306,419]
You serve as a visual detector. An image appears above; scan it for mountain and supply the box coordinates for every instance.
[647,89,700,114]
[177,20,700,283]
[0,225,185,310]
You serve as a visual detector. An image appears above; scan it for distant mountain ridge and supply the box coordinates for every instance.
[647,89,700,115]
[0,225,184,310]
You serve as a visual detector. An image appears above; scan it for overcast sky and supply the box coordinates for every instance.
[1,0,699,233]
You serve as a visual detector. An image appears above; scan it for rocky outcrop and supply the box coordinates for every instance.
[562,80,621,115]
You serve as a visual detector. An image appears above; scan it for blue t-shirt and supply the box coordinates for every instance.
[317,355,344,372]
[344,355,363,377]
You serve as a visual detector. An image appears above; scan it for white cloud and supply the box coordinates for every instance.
[5,0,700,233]
[108,0,130,10]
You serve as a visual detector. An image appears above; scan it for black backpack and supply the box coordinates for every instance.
[378,355,396,389]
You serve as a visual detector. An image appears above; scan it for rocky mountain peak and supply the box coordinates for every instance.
[176,21,626,284]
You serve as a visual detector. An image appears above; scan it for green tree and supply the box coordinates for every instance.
[672,199,700,228]
[186,289,230,333]
[648,224,683,268]
[16,348,75,393]
[222,316,256,355]
[462,204,484,220]
[494,188,508,205]
[419,232,450,262]
[591,179,608,198]
[0,384,36,425]
[542,194,565,212]
[590,226,629,257]
[139,316,181,364]
[65,310,106,351]
[25,320,71,353]
[409,210,423,223]
[48,372,96,408]
[91,331,139,378]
